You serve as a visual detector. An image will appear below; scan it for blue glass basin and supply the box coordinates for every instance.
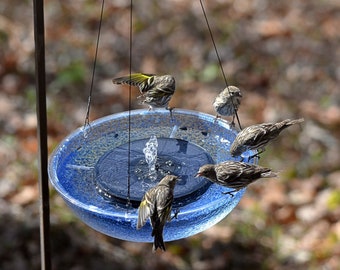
[48,109,254,242]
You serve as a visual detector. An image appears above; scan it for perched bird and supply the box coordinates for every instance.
[213,86,242,126]
[137,175,179,252]
[112,73,176,111]
[230,118,304,159]
[196,161,277,196]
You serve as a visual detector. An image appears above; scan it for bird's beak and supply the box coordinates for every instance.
[195,172,201,178]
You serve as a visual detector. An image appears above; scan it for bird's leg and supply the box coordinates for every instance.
[148,105,154,111]
[171,208,180,220]
[247,148,264,162]
[214,114,221,124]
[166,106,174,120]
[222,189,237,197]
[230,115,236,127]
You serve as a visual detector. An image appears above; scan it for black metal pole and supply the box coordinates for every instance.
[33,0,51,269]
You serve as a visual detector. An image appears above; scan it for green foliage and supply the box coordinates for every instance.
[23,86,36,110]
[200,63,220,83]
[53,61,86,90]
[327,190,340,210]
[319,95,332,109]
[0,30,9,43]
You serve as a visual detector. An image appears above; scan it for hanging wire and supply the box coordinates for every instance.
[84,0,105,127]
[33,0,51,269]
[82,0,133,205]
[199,0,242,130]
[126,0,134,207]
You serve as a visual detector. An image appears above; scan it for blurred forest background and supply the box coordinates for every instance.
[1,0,339,269]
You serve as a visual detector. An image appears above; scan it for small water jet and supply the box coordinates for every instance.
[142,135,158,182]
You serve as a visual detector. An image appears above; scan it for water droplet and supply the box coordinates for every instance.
[165,160,173,166]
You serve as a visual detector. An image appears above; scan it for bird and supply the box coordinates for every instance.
[112,73,176,111]
[230,118,304,160]
[137,174,179,252]
[195,161,277,196]
[213,86,242,126]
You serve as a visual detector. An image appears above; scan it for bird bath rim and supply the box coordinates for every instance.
[48,108,250,242]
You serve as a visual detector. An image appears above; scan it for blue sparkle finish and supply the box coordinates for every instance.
[49,109,255,242]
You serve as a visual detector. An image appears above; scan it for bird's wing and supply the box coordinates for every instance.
[232,162,276,180]
[112,73,154,92]
[240,124,273,149]
[272,118,304,133]
[214,162,252,189]
[218,161,262,179]
[215,162,243,182]
[137,189,156,229]
[137,200,152,229]
[156,188,173,222]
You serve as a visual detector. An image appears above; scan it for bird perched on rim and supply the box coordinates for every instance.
[213,86,242,126]
[112,73,176,111]
[230,118,304,160]
[196,161,277,196]
[137,175,179,252]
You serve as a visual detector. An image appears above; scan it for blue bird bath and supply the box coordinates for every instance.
[48,109,254,242]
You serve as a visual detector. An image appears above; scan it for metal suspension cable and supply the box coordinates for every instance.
[126,0,134,206]
[84,0,105,127]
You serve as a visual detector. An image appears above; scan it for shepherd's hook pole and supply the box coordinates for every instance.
[33,0,51,269]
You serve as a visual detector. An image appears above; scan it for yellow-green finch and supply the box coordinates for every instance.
[137,175,178,252]
[112,73,175,111]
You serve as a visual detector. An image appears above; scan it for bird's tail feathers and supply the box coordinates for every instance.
[261,171,278,178]
[283,118,304,126]
[152,221,166,252]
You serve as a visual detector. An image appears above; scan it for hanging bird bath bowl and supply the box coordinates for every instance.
[49,108,255,242]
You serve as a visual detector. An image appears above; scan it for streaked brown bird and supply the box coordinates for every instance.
[196,161,277,196]
[213,86,242,126]
[230,118,304,159]
[112,73,175,111]
[137,175,178,252]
